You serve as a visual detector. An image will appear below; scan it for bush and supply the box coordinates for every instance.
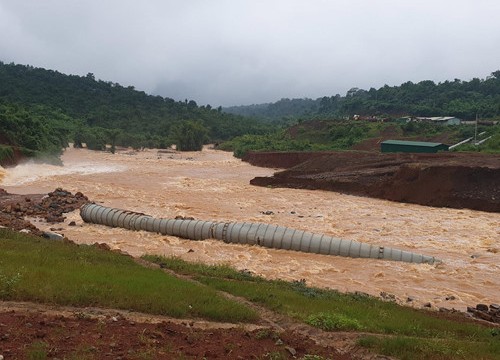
[84,130,106,151]
[0,145,14,163]
[0,269,23,299]
[306,312,363,331]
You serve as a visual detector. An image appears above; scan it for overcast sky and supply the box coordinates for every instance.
[1,1,499,106]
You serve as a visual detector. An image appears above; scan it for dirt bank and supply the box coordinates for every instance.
[242,151,334,169]
[0,146,29,167]
[246,151,500,213]
[0,303,349,360]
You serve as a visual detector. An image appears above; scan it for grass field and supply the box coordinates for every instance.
[144,255,500,360]
[0,229,257,323]
[1,229,499,359]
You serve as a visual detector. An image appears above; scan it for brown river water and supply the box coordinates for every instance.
[1,147,499,311]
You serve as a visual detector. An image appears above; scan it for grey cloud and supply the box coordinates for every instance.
[1,0,499,106]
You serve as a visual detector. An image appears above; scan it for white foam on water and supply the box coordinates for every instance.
[1,160,126,186]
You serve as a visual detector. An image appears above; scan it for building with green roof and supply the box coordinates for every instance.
[381,140,449,153]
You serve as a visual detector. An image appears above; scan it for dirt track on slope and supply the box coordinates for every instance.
[245,151,500,213]
[0,300,354,360]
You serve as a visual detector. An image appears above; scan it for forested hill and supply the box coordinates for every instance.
[224,71,500,121]
[0,61,270,160]
[224,98,319,124]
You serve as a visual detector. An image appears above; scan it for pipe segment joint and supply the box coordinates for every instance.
[80,203,439,265]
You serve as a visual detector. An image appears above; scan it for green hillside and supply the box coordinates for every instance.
[222,71,500,157]
[224,97,319,124]
[0,61,271,161]
[224,71,500,121]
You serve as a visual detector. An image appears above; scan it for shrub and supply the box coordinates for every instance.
[0,268,23,299]
[306,312,363,331]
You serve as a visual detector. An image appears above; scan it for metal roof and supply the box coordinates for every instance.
[416,116,459,122]
[381,140,445,147]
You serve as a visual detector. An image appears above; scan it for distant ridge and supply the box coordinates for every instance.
[224,71,500,121]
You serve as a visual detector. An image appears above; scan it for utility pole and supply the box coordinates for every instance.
[474,112,478,145]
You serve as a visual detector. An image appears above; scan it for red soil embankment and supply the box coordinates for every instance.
[245,151,500,213]
[242,151,333,169]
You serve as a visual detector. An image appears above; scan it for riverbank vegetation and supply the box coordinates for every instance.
[1,226,499,359]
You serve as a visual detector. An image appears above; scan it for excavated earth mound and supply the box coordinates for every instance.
[0,188,89,236]
[246,151,500,213]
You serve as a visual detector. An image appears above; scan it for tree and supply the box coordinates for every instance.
[73,126,85,148]
[84,129,107,151]
[171,121,208,151]
[105,128,122,154]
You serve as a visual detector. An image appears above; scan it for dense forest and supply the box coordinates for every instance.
[224,98,319,124]
[224,72,500,121]
[1,61,499,164]
[0,61,271,160]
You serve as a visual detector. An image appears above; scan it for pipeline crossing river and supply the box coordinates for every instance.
[80,203,439,264]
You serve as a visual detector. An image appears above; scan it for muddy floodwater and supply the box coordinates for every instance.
[2,147,499,310]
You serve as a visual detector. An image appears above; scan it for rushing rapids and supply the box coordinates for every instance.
[1,146,499,310]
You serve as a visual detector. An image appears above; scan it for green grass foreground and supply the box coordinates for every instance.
[144,255,500,360]
[1,229,499,359]
[0,229,257,323]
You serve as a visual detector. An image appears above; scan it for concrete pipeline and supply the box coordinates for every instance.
[80,203,439,264]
